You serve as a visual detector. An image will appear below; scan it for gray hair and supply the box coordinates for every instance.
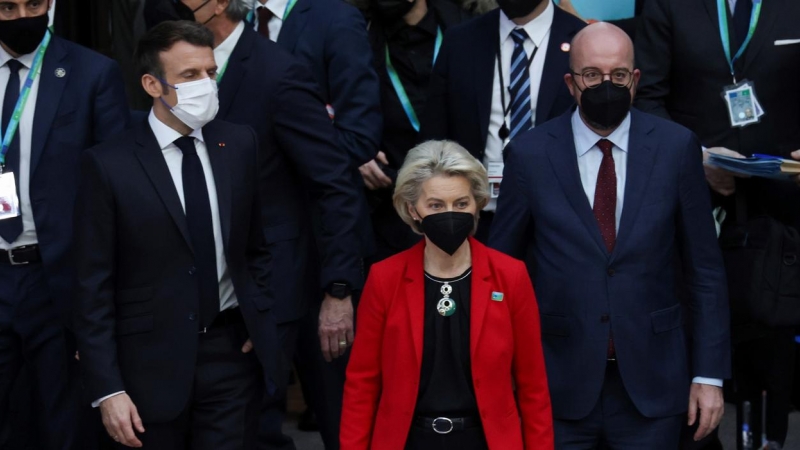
[393,140,490,235]
[225,0,252,22]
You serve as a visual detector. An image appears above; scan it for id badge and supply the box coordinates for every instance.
[722,80,764,128]
[0,172,20,221]
[487,162,504,199]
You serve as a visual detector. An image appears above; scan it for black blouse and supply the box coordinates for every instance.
[415,268,479,416]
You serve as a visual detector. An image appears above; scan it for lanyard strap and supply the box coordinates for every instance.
[0,31,51,167]
[217,59,230,84]
[717,0,762,78]
[385,27,443,132]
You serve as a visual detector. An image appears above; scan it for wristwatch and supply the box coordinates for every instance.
[326,282,352,300]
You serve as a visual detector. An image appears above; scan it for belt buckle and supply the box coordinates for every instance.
[432,417,454,435]
[8,246,29,266]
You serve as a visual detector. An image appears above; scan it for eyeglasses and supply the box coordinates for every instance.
[571,69,633,89]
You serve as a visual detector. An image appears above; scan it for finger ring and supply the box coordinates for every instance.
[339,340,347,347]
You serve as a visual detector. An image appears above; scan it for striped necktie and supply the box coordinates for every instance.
[508,29,532,140]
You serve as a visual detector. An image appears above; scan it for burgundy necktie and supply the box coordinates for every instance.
[257,7,273,39]
[593,139,617,253]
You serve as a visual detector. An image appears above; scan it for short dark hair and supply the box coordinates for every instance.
[135,20,215,79]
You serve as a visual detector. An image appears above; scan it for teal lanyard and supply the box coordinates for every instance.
[717,0,762,81]
[217,59,229,84]
[385,27,443,133]
[0,31,51,168]
[246,0,299,25]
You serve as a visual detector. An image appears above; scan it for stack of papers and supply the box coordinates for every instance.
[706,153,800,179]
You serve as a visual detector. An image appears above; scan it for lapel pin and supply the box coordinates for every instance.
[560,43,571,52]
[491,292,504,302]
[218,142,226,147]
[55,68,66,78]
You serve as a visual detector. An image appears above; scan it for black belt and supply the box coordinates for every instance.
[198,307,243,334]
[414,416,481,434]
[0,245,41,266]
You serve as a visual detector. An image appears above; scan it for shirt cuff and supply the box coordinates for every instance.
[692,377,723,387]
[92,391,126,408]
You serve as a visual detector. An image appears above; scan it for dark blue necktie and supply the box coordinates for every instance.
[508,29,532,140]
[0,60,24,243]
[174,136,219,329]
[733,0,753,53]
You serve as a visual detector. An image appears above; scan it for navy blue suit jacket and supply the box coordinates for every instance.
[419,6,585,160]
[29,36,129,320]
[217,28,363,323]
[489,109,731,420]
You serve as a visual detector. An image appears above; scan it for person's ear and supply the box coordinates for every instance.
[142,74,165,99]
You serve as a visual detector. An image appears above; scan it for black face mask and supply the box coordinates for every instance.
[419,211,474,256]
[496,0,545,20]
[373,0,415,23]
[0,13,49,56]
[578,80,632,131]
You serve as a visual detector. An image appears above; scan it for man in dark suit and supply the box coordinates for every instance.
[73,21,278,449]
[179,0,367,447]
[635,1,800,448]
[420,0,585,241]
[0,1,129,448]
[490,23,731,449]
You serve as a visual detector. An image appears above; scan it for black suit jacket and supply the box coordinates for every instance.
[73,119,278,422]
[217,27,364,323]
[419,5,586,160]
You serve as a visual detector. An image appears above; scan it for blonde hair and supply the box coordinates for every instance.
[393,140,490,234]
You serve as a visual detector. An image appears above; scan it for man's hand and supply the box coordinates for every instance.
[359,151,392,190]
[100,393,145,448]
[687,383,724,442]
[703,147,749,196]
[318,294,354,362]
[789,150,800,186]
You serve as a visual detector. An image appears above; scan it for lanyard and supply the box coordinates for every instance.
[385,27,443,132]
[717,0,762,81]
[217,59,230,84]
[0,31,51,168]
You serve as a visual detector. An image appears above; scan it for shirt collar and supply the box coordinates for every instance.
[259,0,289,21]
[499,0,554,48]
[571,108,631,157]
[0,41,39,70]
[148,109,205,151]
[214,20,245,67]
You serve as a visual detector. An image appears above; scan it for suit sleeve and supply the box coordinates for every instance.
[73,149,124,404]
[325,8,382,167]
[91,59,131,143]
[488,143,533,259]
[418,31,452,143]
[245,126,272,298]
[676,133,732,380]
[510,261,554,450]
[273,61,364,290]
[632,0,674,120]
[340,268,386,450]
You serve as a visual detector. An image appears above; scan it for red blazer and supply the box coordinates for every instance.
[341,238,553,449]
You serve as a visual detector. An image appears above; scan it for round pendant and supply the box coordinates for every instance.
[437,297,456,317]
[440,283,453,296]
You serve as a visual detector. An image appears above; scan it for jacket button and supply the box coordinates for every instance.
[600,314,610,323]
[607,268,615,277]
[189,267,197,275]
[189,313,197,321]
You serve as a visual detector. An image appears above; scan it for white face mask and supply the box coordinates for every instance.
[161,77,219,130]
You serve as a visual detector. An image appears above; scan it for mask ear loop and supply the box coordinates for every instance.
[157,78,178,111]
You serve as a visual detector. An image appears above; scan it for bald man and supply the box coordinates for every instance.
[490,23,731,449]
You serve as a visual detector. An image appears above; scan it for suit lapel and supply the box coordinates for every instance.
[403,242,426,372]
[469,239,492,360]
[31,36,69,176]
[545,112,608,256]
[740,0,780,74]
[202,122,232,251]
[276,0,311,54]
[535,7,577,125]
[134,122,194,253]
[476,11,500,149]
[612,110,657,261]
[218,29,254,118]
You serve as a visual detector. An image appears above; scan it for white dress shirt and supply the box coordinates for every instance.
[254,0,289,42]
[571,109,722,388]
[214,20,246,75]
[0,44,41,249]
[92,112,240,407]
[484,1,554,211]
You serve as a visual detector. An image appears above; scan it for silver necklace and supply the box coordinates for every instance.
[424,269,472,317]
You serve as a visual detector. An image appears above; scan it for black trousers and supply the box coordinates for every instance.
[115,319,262,450]
[555,362,683,450]
[258,320,300,450]
[0,263,78,450]
[404,424,489,450]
